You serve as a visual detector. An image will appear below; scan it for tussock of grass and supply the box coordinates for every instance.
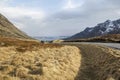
[0,37,81,80]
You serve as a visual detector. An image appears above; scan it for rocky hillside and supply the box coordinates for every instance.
[0,13,31,39]
[67,19,120,40]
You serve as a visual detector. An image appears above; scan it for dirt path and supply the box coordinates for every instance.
[62,43,120,80]
[74,44,100,80]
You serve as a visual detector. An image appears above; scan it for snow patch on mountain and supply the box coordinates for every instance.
[104,20,114,33]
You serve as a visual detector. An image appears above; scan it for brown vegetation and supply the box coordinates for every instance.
[52,39,64,43]
[0,36,120,80]
[0,37,81,80]
[64,34,120,43]
[0,37,64,52]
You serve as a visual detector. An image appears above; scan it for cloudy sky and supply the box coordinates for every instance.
[0,0,120,36]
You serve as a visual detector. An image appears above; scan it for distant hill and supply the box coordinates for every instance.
[67,19,120,40]
[0,13,31,39]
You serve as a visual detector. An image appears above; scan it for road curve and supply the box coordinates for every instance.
[61,42,120,80]
[62,42,120,50]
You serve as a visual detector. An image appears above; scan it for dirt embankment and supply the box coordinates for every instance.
[72,44,120,80]
[0,45,81,80]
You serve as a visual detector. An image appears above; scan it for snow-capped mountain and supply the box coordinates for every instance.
[67,19,120,39]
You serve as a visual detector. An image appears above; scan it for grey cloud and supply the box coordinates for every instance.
[39,0,120,36]
[50,0,120,20]
[8,0,120,36]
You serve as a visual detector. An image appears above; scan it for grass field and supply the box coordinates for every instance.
[0,37,120,80]
[0,37,81,80]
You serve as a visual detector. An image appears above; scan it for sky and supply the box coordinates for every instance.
[0,0,120,36]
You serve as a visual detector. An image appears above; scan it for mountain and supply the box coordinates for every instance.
[67,19,120,40]
[0,13,31,39]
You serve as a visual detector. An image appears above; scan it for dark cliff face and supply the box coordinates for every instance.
[67,19,120,40]
[0,13,31,39]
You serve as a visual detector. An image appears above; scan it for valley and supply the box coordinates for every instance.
[0,11,119,80]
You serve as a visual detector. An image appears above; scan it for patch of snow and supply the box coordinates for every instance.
[108,21,114,27]
[99,30,104,34]
[118,24,120,28]
[104,21,114,33]
[105,27,113,33]
[88,29,93,32]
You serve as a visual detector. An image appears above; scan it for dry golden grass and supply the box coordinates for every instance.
[0,36,120,80]
[0,37,81,80]
[52,40,64,43]
[0,36,61,46]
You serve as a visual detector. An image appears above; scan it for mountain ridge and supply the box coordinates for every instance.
[0,13,31,39]
[67,19,120,40]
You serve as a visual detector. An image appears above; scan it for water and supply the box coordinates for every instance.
[34,36,69,41]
